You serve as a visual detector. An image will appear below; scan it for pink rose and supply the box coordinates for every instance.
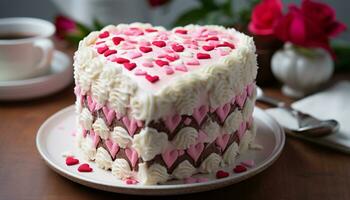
[248,0,283,35]
[147,0,170,7]
[54,15,77,39]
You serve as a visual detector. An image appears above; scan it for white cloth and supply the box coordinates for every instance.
[266,81,350,153]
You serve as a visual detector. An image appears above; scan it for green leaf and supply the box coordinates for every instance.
[173,8,209,27]
[75,21,91,35]
[198,0,218,10]
[93,19,104,31]
[64,34,84,46]
[220,0,233,17]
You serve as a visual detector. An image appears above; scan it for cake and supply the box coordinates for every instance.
[73,23,258,185]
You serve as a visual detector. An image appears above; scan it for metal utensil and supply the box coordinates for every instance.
[256,88,339,137]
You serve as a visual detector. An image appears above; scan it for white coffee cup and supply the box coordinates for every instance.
[0,17,55,81]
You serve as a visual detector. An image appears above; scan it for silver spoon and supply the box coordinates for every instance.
[256,88,339,137]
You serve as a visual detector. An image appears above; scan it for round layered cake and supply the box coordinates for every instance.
[74,23,258,185]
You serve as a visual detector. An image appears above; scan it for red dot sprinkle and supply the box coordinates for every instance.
[78,163,93,172]
[205,36,219,41]
[197,53,211,59]
[155,59,169,67]
[145,74,159,83]
[172,44,185,52]
[123,62,137,71]
[99,31,109,39]
[216,170,229,179]
[112,36,125,45]
[164,54,179,62]
[217,41,235,49]
[97,46,109,54]
[233,165,247,173]
[152,40,166,48]
[65,156,79,166]
[104,49,117,57]
[175,29,188,34]
[114,57,130,64]
[139,46,153,53]
[202,45,215,51]
[145,28,158,33]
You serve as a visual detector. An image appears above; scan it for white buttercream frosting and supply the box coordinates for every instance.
[111,158,133,179]
[79,108,93,130]
[239,130,255,153]
[224,109,243,134]
[201,118,220,143]
[95,147,112,170]
[200,153,222,173]
[80,136,96,161]
[222,142,239,165]
[110,126,132,148]
[172,160,196,179]
[138,163,169,185]
[242,98,254,121]
[92,118,110,140]
[132,127,168,161]
[172,127,198,150]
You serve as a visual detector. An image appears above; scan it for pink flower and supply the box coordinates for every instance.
[248,0,283,35]
[54,15,77,39]
[301,0,347,38]
[147,0,170,7]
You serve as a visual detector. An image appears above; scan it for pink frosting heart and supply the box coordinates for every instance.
[105,139,120,159]
[89,130,100,148]
[216,103,231,123]
[215,134,230,151]
[193,105,209,125]
[161,149,179,168]
[197,130,208,143]
[102,106,116,126]
[237,122,247,140]
[236,89,248,108]
[125,148,138,168]
[122,117,138,137]
[187,143,204,162]
[87,95,97,112]
[246,83,255,97]
[164,114,182,133]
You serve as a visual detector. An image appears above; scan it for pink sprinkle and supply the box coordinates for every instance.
[112,36,124,45]
[124,178,138,185]
[202,45,215,51]
[103,49,117,57]
[175,65,188,72]
[145,28,158,33]
[197,53,211,59]
[95,41,105,45]
[175,29,188,34]
[155,59,169,67]
[134,69,147,76]
[128,51,142,59]
[139,46,153,53]
[123,62,137,71]
[205,36,219,41]
[142,61,153,67]
[164,66,174,75]
[97,46,108,54]
[99,31,109,38]
[172,44,185,52]
[114,57,130,64]
[139,40,151,46]
[121,43,135,50]
[219,48,230,56]
[145,74,159,83]
[163,47,174,53]
[241,160,255,168]
[183,39,192,45]
[164,54,179,62]
[186,59,200,65]
[184,118,192,125]
[152,40,166,48]
[217,41,235,49]
[208,40,220,46]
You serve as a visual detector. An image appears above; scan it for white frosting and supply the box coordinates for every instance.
[110,126,132,148]
[111,158,133,179]
[222,142,239,165]
[242,98,254,121]
[75,98,82,114]
[138,163,169,185]
[201,118,220,143]
[91,78,109,105]
[172,160,196,179]
[172,127,198,150]
[199,153,222,173]
[132,127,168,161]
[95,147,113,170]
[239,130,255,153]
[224,109,243,134]
[108,75,136,115]
[80,136,96,161]
[79,108,93,130]
[92,118,110,140]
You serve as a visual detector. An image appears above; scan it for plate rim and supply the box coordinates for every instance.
[36,105,285,195]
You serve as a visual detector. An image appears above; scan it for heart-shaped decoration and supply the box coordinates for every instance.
[65,156,79,166]
[193,105,209,126]
[237,122,247,140]
[102,106,115,126]
[187,143,204,162]
[134,68,147,76]
[161,149,179,168]
[215,134,230,151]
[78,163,93,172]
[125,148,138,168]
[233,165,247,173]
[86,95,97,112]
[163,114,182,133]
[246,83,255,97]
[105,139,120,159]
[197,130,208,143]
[89,130,100,148]
[216,103,231,123]
[122,117,138,137]
[235,90,247,109]
[216,170,229,179]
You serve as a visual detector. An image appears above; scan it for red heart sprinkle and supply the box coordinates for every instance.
[233,165,247,173]
[139,46,153,53]
[197,53,211,59]
[175,29,188,34]
[202,45,215,51]
[205,36,219,41]
[145,74,159,83]
[123,62,137,71]
[99,31,109,38]
[152,40,166,47]
[97,46,108,54]
[172,44,185,52]
[217,41,235,49]
[155,59,169,67]
[216,170,229,179]
[145,28,158,33]
[112,36,124,45]
[104,49,117,57]
[164,54,179,62]
[65,156,79,166]
[78,163,93,172]
[114,57,130,64]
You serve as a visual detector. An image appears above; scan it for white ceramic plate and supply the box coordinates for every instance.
[36,106,285,195]
[0,50,72,100]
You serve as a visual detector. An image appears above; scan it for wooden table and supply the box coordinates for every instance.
[1,67,350,199]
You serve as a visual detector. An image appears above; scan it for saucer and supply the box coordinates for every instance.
[0,50,72,100]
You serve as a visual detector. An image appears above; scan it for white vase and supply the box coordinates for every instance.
[271,43,334,98]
